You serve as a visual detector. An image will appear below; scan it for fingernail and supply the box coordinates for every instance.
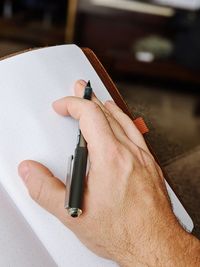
[19,162,30,184]
[78,80,87,86]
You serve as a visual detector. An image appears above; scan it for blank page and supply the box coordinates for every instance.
[0,185,57,267]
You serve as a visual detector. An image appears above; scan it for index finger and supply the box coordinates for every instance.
[52,96,117,157]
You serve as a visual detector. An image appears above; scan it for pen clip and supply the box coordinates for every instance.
[64,155,73,209]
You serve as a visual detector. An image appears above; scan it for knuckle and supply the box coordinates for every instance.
[108,144,135,176]
[106,141,124,163]
[30,179,46,205]
[143,189,157,207]
[139,148,155,168]
[87,101,101,113]
[121,148,135,176]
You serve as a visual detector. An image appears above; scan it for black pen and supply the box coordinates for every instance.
[65,81,92,217]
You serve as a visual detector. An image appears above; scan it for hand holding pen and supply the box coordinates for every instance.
[18,80,199,267]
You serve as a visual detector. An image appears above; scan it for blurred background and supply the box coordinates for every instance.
[0,0,199,237]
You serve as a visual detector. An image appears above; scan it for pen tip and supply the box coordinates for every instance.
[87,80,91,87]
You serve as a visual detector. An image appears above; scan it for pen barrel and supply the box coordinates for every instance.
[68,146,88,210]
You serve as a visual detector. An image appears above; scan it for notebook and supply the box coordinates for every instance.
[0,44,194,266]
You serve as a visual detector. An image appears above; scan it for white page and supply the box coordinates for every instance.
[0,45,193,267]
[0,184,57,267]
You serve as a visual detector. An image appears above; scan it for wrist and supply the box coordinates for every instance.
[176,230,200,267]
[149,224,200,267]
[116,222,200,267]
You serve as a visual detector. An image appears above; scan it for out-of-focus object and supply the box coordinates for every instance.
[74,0,200,84]
[173,12,200,70]
[153,0,200,10]
[65,0,78,43]
[3,0,13,18]
[91,0,174,17]
[0,0,67,55]
[133,35,173,62]
[20,0,67,25]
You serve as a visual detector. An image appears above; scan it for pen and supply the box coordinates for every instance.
[65,81,93,217]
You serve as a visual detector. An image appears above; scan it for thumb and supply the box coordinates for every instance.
[18,160,66,221]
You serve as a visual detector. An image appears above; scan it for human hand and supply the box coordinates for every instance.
[18,80,200,267]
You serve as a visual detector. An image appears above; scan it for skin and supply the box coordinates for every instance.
[18,80,200,267]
